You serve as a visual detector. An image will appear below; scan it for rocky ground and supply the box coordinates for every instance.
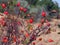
[11,19,60,45]
[31,19,60,45]
[0,13,60,45]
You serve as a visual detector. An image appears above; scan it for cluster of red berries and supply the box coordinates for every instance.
[1,2,27,14]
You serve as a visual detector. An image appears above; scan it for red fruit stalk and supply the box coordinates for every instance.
[46,22,50,26]
[38,23,42,28]
[41,18,44,23]
[17,21,21,25]
[12,36,16,42]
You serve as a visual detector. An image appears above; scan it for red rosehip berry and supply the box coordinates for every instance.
[3,37,8,43]
[25,32,29,37]
[33,42,36,45]
[29,18,33,23]
[39,38,42,41]
[42,11,46,17]
[1,3,6,8]
[17,2,20,7]
[48,39,54,42]
[20,7,24,11]
[4,11,8,15]
[23,8,27,13]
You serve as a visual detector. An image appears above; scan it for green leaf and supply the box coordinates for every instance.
[10,5,14,9]
[13,0,17,5]
[0,6,2,9]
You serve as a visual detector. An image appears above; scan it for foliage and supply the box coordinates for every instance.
[0,0,60,19]
[26,0,59,11]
